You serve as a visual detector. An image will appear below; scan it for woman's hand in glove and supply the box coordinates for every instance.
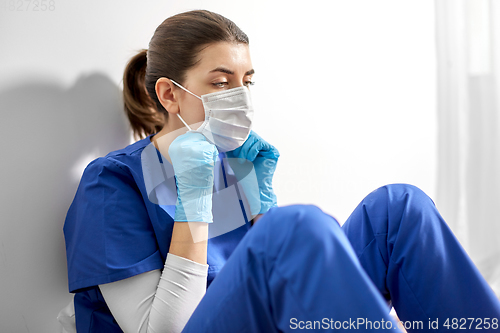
[226,130,279,218]
[168,132,219,223]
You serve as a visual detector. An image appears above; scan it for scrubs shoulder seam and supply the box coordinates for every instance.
[104,156,130,175]
[129,144,150,156]
[104,144,150,170]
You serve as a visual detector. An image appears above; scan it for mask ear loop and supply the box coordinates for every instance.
[176,114,192,131]
[170,79,202,100]
[169,79,203,132]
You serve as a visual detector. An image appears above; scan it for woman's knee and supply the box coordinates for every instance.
[253,205,357,279]
[254,205,347,257]
[361,183,442,234]
[262,205,340,235]
[365,183,434,211]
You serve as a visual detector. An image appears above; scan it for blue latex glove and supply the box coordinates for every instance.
[226,130,279,216]
[168,132,218,222]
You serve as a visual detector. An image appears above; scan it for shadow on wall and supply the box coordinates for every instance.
[0,73,131,332]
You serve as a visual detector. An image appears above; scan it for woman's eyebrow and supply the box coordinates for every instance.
[209,67,255,76]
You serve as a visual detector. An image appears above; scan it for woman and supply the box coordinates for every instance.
[63,9,500,333]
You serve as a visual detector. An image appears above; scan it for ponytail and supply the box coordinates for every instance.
[123,49,165,140]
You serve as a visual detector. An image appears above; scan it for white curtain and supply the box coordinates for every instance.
[435,0,500,296]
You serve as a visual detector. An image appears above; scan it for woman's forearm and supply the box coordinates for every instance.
[168,221,209,264]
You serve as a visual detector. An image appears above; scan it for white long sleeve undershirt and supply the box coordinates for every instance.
[98,253,209,333]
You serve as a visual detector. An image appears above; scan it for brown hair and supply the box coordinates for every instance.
[123,10,249,140]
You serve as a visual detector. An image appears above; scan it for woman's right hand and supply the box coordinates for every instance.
[168,132,218,223]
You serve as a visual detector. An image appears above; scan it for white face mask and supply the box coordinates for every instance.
[170,79,254,152]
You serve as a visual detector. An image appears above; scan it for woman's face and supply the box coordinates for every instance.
[177,42,254,129]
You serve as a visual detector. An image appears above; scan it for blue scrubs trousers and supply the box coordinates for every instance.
[182,184,500,332]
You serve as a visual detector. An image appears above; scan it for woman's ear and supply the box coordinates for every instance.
[155,78,179,114]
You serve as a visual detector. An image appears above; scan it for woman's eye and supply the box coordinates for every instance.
[212,81,255,88]
[212,82,228,88]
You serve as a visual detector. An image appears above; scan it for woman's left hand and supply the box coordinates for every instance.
[226,130,279,217]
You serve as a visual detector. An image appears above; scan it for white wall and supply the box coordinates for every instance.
[0,1,436,331]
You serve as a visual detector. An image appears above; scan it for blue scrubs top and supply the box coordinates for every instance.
[63,134,252,331]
